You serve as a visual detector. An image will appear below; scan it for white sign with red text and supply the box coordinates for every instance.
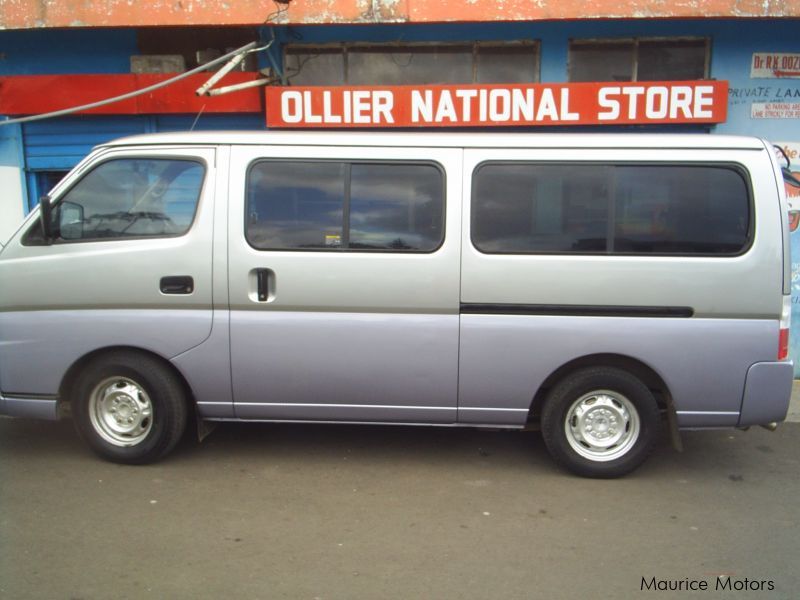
[751,53,800,79]
[751,103,800,119]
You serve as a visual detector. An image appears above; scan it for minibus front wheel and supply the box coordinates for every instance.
[71,350,188,464]
[541,366,659,478]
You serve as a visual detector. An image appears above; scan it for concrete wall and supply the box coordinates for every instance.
[0,123,26,245]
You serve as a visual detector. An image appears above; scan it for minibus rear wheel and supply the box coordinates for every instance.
[541,367,659,478]
[71,351,187,464]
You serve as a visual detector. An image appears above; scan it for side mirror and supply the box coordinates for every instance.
[58,201,84,240]
[39,195,53,243]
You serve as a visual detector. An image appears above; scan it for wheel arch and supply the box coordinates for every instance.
[529,353,679,447]
[59,346,196,419]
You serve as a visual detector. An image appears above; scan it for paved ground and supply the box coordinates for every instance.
[788,380,800,422]
[1,414,799,599]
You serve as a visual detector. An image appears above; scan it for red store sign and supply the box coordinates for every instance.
[265,81,728,128]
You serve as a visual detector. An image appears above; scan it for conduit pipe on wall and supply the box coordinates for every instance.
[0,41,259,127]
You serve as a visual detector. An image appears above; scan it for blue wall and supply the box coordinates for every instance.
[268,19,800,139]
[3,19,799,195]
[0,29,137,75]
[2,20,798,138]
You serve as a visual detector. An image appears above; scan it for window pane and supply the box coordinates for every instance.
[472,164,609,253]
[349,164,443,251]
[246,162,345,250]
[614,166,749,254]
[637,40,707,81]
[347,46,473,85]
[473,163,750,256]
[569,42,634,82]
[285,49,345,85]
[476,45,539,83]
[55,158,204,241]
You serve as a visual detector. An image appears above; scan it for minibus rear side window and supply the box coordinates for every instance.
[246,160,444,252]
[471,162,750,256]
[613,165,749,254]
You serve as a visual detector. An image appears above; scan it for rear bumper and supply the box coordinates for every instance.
[738,361,793,427]
[0,393,59,420]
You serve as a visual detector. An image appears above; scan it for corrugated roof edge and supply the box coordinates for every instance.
[100,131,766,150]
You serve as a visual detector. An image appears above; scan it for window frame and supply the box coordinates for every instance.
[567,37,711,82]
[284,41,541,85]
[244,158,447,254]
[22,155,208,246]
[470,160,754,258]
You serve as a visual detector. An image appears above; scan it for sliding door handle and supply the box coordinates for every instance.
[251,268,275,302]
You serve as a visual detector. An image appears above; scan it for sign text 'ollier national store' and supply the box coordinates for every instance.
[265,81,728,128]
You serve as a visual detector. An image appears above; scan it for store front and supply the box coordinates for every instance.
[2,20,798,196]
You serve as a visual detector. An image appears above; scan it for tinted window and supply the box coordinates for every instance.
[350,164,443,250]
[475,44,539,84]
[637,40,707,81]
[247,162,346,249]
[472,164,609,253]
[285,43,539,85]
[33,158,204,243]
[613,166,749,253]
[569,39,708,82]
[285,48,346,86]
[246,161,444,252]
[347,46,473,85]
[472,163,749,255]
[569,42,633,83]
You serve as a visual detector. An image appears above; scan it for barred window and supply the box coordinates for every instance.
[569,39,709,82]
[285,42,539,86]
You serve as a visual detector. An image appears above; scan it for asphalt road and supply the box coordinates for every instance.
[1,416,799,600]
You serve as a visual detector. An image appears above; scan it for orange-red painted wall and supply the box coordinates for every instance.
[1,0,798,29]
[0,73,264,115]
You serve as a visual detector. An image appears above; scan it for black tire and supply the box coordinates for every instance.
[541,367,659,478]
[71,351,187,464]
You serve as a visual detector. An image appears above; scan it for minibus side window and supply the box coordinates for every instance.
[472,162,750,256]
[349,163,443,250]
[24,158,205,244]
[246,161,346,249]
[246,160,444,252]
[613,166,749,254]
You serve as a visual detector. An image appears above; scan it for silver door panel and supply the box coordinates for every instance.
[0,309,212,396]
[0,146,217,398]
[461,148,783,319]
[228,146,462,421]
[458,314,777,427]
[171,311,234,418]
[230,311,458,422]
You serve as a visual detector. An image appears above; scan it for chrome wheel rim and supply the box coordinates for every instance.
[88,376,153,446]
[564,390,640,462]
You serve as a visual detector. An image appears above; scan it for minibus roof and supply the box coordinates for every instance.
[102,131,766,151]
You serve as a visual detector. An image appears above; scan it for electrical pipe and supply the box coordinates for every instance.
[0,41,258,127]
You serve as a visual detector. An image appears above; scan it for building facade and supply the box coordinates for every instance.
[2,1,799,363]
